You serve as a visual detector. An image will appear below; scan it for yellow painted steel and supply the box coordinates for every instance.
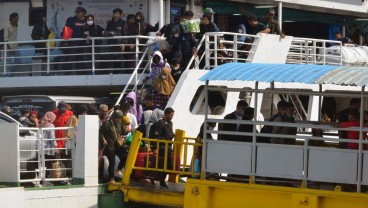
[111,130,368,208]
[183,179,368,208]
[120,130,142,186]
[169,130,186,183]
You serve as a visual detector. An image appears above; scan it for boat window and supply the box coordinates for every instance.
[261,89,310,121]
[322,91,362,122]
[190,85,227,115]
[239,90,252,105]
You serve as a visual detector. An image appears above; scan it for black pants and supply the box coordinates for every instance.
[157,145,173,185]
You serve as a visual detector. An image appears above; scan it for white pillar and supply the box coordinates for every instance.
[73,115,99,186]
[278,1,283,31]
[166,0,171,24]
[0,124,19,184]
[190,0,195,11]
[159,0,164,29]
[342,26,346,37]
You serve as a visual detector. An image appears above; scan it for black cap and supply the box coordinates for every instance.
[9,12,18,19]
[57,101,68,111]
[75,7,87,14]
[268,8,275,15]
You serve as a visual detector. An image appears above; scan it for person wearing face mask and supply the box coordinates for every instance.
[156,17,181,63]
[170,58,183,83]
[83,14,104,70]
[143,51,170,84]
[152,67,176,109]
[135,12,159,36]
[124,91,143,125]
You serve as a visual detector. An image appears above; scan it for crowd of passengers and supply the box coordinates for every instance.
[216,98,367,148]
[1,95,366,188]
[3,7,338,76]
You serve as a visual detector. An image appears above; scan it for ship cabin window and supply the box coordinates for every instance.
[239,90,252,105]
[322,91,363,123]
[190,85,227,115]
[260,89,310,121]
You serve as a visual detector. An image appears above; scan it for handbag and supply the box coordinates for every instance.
[47,31,56,49]
[51,153,65,178]
[62,26,73,40]
[113,123,125,148]
[116,135,125,147]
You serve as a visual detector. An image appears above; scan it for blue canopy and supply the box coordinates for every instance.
[200,63,368,86]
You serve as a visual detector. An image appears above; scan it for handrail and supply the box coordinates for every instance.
[113,47,149,108]
[0,35,155,77]
[18,126,76,186]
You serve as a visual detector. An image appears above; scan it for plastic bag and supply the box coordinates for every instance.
[47,31,56,49]
[147,36,169,55]
[62,26,73,40]
[180,19,201,33]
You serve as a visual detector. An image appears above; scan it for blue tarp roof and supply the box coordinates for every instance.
[199,63,368,86]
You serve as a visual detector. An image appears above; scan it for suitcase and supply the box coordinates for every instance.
[134,152,158,179]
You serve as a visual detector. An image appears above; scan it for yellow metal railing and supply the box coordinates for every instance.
[121,130,202,186]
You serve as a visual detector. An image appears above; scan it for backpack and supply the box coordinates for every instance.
[149,121,159,139]
[259,114,285,143]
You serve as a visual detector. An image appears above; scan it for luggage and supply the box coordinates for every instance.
[134,152,157,179]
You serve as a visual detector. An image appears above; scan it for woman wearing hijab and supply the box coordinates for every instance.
[153,67,176,109]
[143,51,170,83]
[40,111,57,177]
[125,91,143,124]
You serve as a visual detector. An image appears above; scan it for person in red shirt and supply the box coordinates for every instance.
[339,109,367,150]
[53,101,74,148]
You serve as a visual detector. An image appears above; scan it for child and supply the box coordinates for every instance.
[143,51,170,84]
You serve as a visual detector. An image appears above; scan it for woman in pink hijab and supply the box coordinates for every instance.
[125,91,143,124]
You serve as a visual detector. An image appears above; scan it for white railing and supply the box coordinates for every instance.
[287,38,343,65]
[200,32,258,69]
[202,84,368,192]
[0,33,346,78]
[18,126,76,186]
[0,35,155,77]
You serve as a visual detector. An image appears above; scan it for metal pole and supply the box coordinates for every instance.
[318,84,322,122]
[251,82,258,179]
[278,1,283,31]
[92,39,95,75]
[205,35,210,68]
[3,43,7,76]
[47,40,50,75]
[202,80,210,179]
[270,81,275,117]
[166,0,171,25]
[357,86,365,192]
[159,0,164,29]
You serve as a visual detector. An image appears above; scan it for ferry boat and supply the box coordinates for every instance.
[1,0,368,208]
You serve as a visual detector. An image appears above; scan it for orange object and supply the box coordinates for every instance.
[62,26,73,40]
